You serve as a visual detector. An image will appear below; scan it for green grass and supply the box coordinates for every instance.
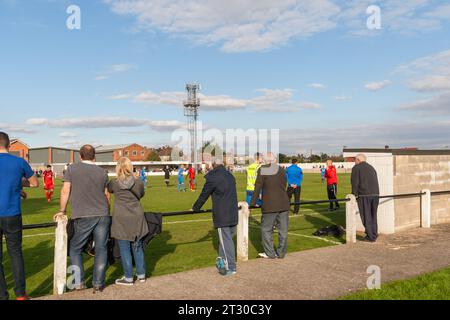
[342,267,450,300]
[3,173,351,298]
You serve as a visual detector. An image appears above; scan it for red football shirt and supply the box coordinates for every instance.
[43,170,54,186]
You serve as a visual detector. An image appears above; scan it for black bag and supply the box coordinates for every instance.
[313,225,345,237]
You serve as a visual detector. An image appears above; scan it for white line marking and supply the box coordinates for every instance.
[287,232,342,245]
[23,233,54,238]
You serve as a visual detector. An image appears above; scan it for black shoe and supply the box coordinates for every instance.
[361,236,376,243]
[93,285,105,294]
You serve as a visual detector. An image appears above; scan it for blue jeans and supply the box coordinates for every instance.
[69,216,111,288]
[117,239,146,281]
[246,190,262,206]
[0,215,25,300]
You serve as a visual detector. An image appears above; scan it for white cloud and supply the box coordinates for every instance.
[334,95,352,101]
[95,64,135,81]
[399,92,450,114]
[59,132,78,138]
[26,118,48,125]
[104,0,340,52]
[309,83,326,89]
[409,75,450,92]
[130,88,320,112]
[26,117,187,132]
[365,80,391,91]
[107,94,132,100]
[0,123,36,134]
[280,121,450,154]
[396,49,450,93]
[104,0,450,53]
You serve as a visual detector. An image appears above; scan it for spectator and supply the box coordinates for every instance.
[351,154,380,242]
[246,152,262,206]
[54,145,111,293]
[324,159,340,211]
[250,152,290,259]
[0,132,39,300]
[192,158,238,276]
[285,158,303,215]
[108,157,148,286]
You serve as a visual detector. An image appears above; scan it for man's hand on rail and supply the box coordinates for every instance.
[53,211,66,221]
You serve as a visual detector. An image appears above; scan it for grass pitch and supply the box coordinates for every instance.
[3,172,350,298]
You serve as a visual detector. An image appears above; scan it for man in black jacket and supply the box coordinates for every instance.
[192,158,238,276]
[250,152,290,259]
[351,154,380,242]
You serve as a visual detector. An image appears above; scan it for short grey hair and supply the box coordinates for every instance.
[264,152,277,164]
[212,157,224,166]
[356,154,367,162]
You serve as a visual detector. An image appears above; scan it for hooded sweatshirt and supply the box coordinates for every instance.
[108,176,149,241]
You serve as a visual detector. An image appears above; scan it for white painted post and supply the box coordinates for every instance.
[237,201,250,262]
[346,194,357,244]
[53,216,68,295]
[421,189,431,228]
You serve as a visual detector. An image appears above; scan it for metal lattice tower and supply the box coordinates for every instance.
[183,83,201,169]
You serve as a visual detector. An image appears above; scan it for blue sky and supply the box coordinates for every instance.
[1,0,450,154]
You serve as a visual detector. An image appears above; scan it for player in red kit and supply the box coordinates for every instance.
[187,164,196,192]
[43,165,54,203]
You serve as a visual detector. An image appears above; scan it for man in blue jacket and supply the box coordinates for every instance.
[0,132,39,300]
[192,158,238,276]
[285,158,303,215]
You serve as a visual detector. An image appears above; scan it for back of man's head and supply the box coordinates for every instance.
[264,152,277,164]
[212,157,224,168]
[355,154,366,163]
[80,145,96,161]
[292,158,298,164]
[0,132,10,150]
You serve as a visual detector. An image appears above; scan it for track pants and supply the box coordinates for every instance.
[261,211,289,259]
[327,184,340,209]
[217,226,236,271]
[357,196,379,241]
[287,185,301,214]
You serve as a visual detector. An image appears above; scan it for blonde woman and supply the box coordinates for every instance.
[108,157,148,286]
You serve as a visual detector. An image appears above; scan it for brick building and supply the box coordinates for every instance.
[10,139,29,161]
[96,144,150,162]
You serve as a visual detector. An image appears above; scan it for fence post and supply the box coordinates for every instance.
[346,194,357,244]
[53,215,68,295]
[237,201,250,262]
[421,189,431,228]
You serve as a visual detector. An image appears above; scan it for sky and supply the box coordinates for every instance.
[1,0,450,155]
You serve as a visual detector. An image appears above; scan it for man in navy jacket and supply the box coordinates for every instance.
[192,158,238,276]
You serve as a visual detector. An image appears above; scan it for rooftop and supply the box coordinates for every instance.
[343,148,450,156]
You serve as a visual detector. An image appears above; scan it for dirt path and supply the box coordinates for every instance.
[40,224,450,300]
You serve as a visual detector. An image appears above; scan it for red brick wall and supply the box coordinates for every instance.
[10,141,29,161]
[113,144,149,161]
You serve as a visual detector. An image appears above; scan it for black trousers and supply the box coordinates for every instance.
[0,215,26,300]
[287,185,301,214]
[327,184,340,209]
[357,197,379,240]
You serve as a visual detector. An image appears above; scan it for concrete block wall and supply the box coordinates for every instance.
[394,155,450,231]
